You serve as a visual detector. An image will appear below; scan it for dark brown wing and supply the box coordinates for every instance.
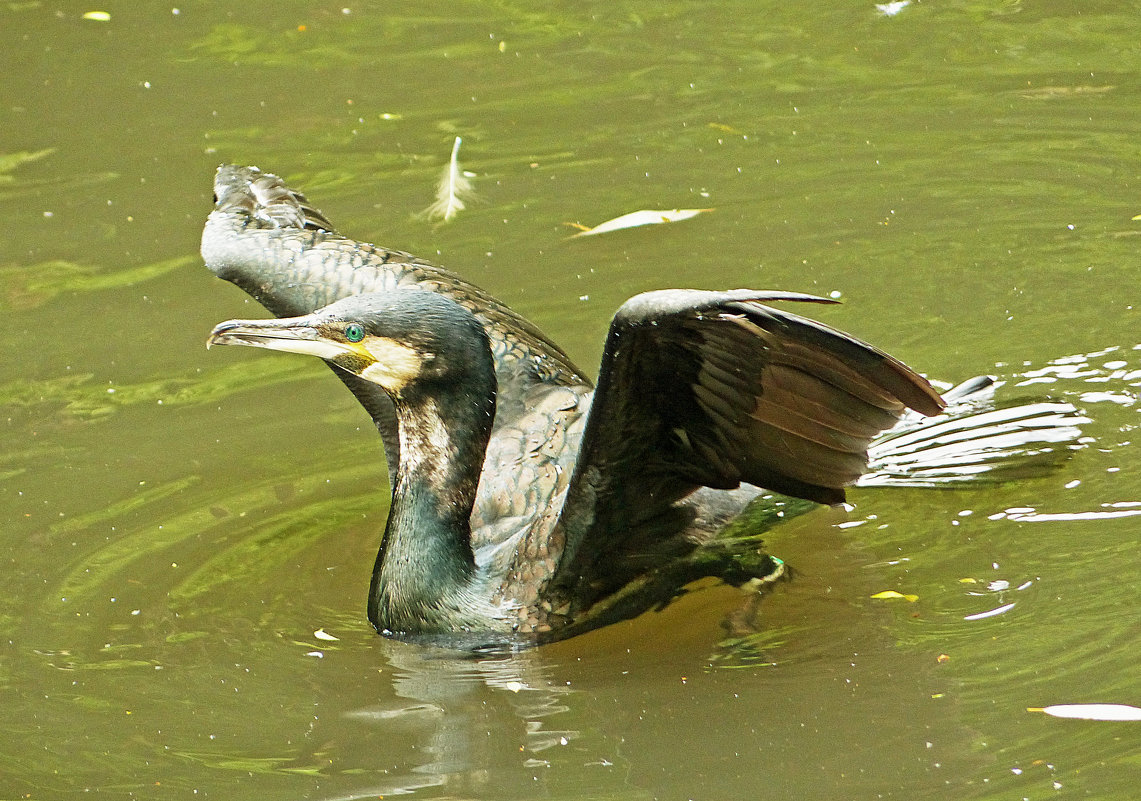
[550,289,945,584]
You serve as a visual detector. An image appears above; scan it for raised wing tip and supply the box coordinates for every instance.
[213,163,263,191]
[614,288,837,325]
[207,164,336,233]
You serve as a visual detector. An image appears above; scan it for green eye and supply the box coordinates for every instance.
[344,323,365,343]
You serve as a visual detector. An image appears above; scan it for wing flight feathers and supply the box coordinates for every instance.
[552,289,945,585]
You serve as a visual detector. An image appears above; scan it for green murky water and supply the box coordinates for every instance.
[3,1,1140,798]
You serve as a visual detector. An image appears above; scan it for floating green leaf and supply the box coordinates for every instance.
[0,356,315,421]
[0,147,56,179]
[1,255,193,310]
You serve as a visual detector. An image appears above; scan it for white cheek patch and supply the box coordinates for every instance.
[360,337,423,390]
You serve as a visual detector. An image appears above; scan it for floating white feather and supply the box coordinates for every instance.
[569,207,713,238]
[422,136,475,222]
[1029,704,1141,721]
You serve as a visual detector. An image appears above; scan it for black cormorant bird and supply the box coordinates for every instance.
[202,165,1085,645]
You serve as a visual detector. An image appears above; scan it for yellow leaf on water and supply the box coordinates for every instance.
[1132,214,1141,221]
[870,590,919,602]
[82,10,111,21]
[570,208,713,238]
[708,122,744,134]
[1029,703,1141,721]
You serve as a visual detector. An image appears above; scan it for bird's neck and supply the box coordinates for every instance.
[368,383,496,634]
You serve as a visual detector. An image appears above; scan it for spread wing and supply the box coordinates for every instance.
[551,289,945,585]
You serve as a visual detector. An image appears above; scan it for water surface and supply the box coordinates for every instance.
[3,2,1140,798]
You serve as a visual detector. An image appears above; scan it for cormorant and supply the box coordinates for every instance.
[202,165,1085,646]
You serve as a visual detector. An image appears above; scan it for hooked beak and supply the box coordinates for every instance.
[207,313,419,392]
[208,316,361,362]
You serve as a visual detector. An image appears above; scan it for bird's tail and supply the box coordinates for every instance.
[859,376,1089,488]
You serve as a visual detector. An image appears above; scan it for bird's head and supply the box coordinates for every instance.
[207,290,492,398]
